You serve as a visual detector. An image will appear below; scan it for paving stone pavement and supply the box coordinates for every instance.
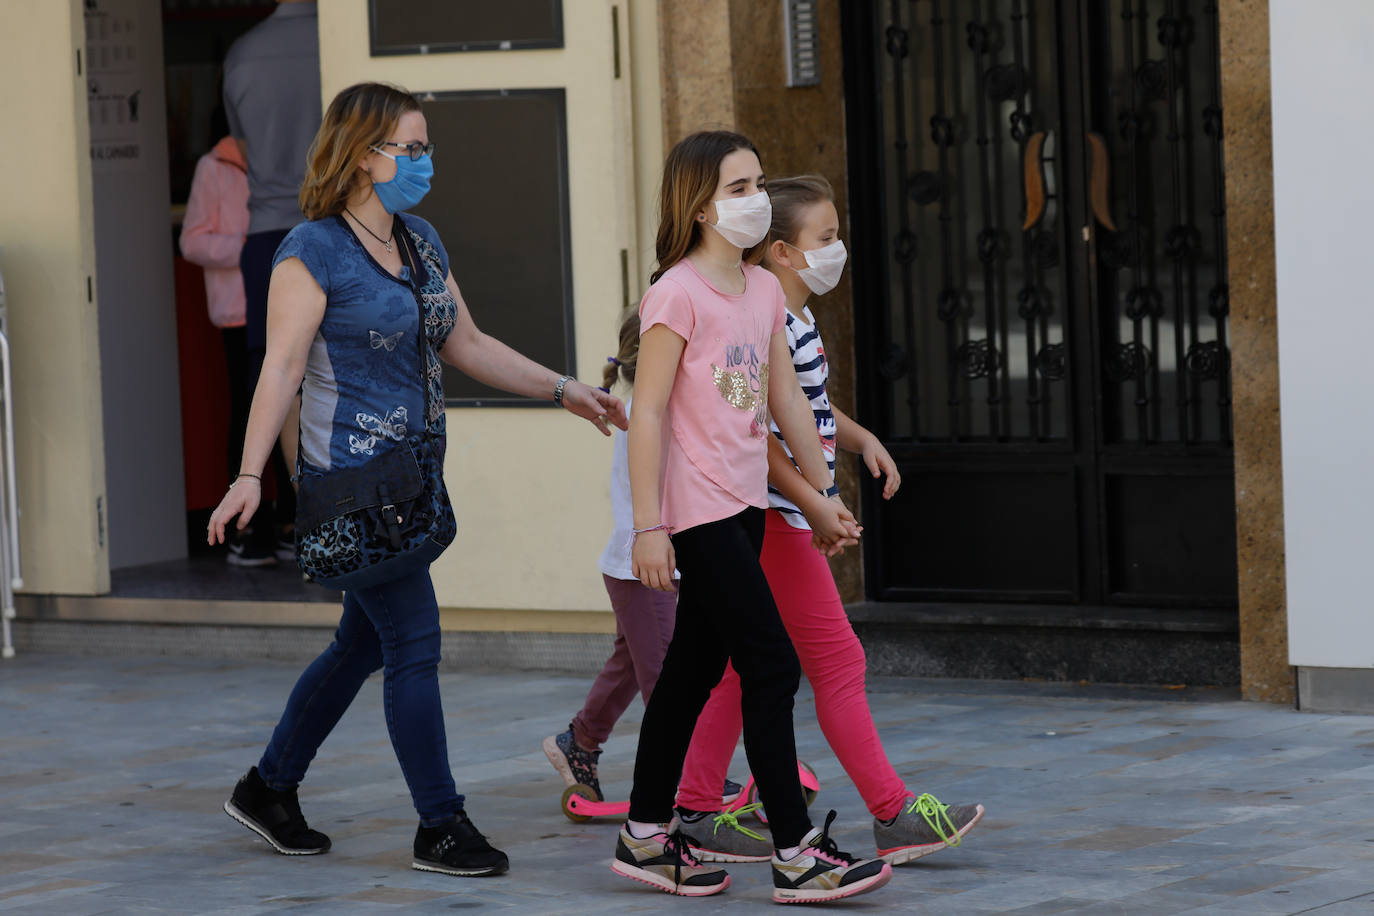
[2,654,1374,914]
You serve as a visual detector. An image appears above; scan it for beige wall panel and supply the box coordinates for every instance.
[319,1,661,612]
[0,0,109,594]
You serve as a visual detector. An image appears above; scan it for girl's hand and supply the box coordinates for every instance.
[861,437,902,500]
[207,480,261,546]
[631,529,676,592]
[561,379,629,436]
[803,495,862,556]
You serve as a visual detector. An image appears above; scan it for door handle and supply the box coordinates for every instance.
[1086,131,1117,231]
[1023,131,1047,230]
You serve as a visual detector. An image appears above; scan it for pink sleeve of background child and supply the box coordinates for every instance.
[639,276,695,342]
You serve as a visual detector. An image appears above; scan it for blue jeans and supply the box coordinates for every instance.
[257,567,462,825]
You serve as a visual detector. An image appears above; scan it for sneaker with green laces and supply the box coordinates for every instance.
[873,792,984,864]
[677,804,773,863]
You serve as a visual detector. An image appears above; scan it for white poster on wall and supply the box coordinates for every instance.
[85,0,144,171]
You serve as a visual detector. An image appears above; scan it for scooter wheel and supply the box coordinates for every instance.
[560,783,598,823]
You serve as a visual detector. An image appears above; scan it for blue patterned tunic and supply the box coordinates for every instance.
[273,213,457,472]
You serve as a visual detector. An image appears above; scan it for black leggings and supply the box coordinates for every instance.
[627,506,810,847]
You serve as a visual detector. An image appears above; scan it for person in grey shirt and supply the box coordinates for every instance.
[224,0,321,237]
[222,0,321,565]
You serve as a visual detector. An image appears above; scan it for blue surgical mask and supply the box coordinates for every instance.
[370,146,433,213]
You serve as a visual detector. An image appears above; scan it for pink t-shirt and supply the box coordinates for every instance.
[638,259,787,534]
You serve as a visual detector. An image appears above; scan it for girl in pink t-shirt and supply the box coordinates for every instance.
[675,176,985,864]
[609,131,891,905]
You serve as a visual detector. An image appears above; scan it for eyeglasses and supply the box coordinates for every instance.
[377,140,436,161]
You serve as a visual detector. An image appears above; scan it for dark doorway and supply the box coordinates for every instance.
[841,0,1236,613]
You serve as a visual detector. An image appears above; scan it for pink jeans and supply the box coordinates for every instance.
[570,575,677,751]
[676,510,909,821]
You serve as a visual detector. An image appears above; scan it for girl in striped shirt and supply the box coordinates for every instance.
[674,175,987,865]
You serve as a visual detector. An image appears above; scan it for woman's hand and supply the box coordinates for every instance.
[561,379,629,437]
[631,529,676,592]
[206,480,262,546]
[860,436,902,500]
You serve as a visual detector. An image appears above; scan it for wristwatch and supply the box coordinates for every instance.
[553,375,574,407]
[821,483,840,498]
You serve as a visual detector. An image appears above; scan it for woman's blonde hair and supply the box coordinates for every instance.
[602,308,641,390]
[766,174,836,250]
[650,130,766,284]
[299,82,421,220]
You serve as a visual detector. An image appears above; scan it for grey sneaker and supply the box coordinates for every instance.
[874,793,984,864]
[772,810,891,903]
[677,806,772,863]
[542,727,602,800]
[610,820,731,897]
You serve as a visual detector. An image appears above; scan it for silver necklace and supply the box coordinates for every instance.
[346,208,393,252]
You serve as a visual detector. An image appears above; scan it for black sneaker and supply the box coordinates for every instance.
[722,778,744,806]
[542,726,603,800]
[227,540,277,568]
[413,811,509,877]
[223,766,330,855]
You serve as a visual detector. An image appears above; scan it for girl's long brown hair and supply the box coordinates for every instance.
[299,82,421,220]
[650,130,766,284]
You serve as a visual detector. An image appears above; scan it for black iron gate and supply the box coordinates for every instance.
[841,0,1237,609]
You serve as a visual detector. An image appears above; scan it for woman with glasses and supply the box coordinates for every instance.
[207,81,626,878]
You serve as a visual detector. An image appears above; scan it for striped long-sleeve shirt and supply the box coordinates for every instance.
[767,306,837,529]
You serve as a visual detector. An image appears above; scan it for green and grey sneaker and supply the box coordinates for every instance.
[678,804,773,863]
[772,811,891,904]
[874,793,984,864]
[610,821,731,897]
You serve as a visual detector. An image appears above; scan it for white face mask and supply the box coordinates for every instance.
[708,191,772,249]
[788,239,848,295]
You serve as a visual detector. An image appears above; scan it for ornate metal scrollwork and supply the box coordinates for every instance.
[1016,285,1052,321]
[1118,109,1152,142]
[1124,286,1164,320]
[1035,342,1067,381]
[1031,230,1059,269]
[956,339,1001,380]
[1208,284,1229,318]
[1104,342,1153,383]
[930,115,955,148]
[986,64,1027,102]
[885,25,909,59]
[936,288,965,322]
[1164,224,1201,260]
[1185,340,1229,380]
[1203,104,1223,140]
[1099,229,1137,272]
[893,230,917,264]
[1136,60,1168,101]
[1156,14,1193,49]
[1009,110,1033,143]
[878,343,909,382]
[976,227,1009,264]
[908,170,944,206]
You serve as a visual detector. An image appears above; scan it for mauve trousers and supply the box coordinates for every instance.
[570,575,677,750]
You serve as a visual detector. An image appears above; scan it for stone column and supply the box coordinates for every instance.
[1219,0,1291,703]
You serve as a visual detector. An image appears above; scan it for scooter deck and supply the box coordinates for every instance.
[559,760,820,823]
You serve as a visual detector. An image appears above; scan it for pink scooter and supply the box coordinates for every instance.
[560,760,820,824]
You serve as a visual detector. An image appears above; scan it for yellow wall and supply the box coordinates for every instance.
[0,0,109,595]
[319,1,662,612]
